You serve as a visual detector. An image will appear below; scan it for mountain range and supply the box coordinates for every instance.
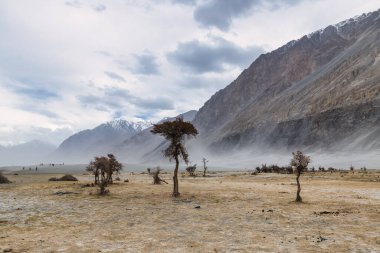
[2,9,380,167]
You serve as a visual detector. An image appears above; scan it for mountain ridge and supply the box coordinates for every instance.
[192,8,380,152]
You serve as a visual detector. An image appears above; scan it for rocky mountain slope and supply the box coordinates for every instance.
[193,9,380,152]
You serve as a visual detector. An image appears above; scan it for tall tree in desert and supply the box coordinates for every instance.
[151,117,198,197]
[290,150,311,202]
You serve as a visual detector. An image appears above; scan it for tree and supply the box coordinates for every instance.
[151,117,198,197]
[105,154,123,183]
[186,164,197,176]
[87,154,123,195]
[150,167,168,185]
[86,161,99,184]
[202,158,208,177]
[290,150,311,202]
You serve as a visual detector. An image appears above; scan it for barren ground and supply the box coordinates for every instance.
[0,170,379,253]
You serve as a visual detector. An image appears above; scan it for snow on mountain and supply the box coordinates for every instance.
[104,119,152,132]
[53,119,151,163]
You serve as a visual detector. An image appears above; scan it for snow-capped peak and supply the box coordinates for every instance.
[333,11,377,31]
[105,119,152,132]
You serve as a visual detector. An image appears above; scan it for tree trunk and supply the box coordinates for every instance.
[295,170,302,202]
[172,155,180,197]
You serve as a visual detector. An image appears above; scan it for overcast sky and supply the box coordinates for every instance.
[0,0,379,146]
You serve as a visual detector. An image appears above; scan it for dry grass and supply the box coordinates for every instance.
[0,170,379,252]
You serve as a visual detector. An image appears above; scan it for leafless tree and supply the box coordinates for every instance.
[202,158,208,177]
[150,167,168,184]
[151,117,198,197]
[290,150,311,202]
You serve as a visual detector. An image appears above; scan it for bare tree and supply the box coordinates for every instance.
[290,150,311,202]
[150,167,168,184]
[202,158,208,177]
[151,117,198,197]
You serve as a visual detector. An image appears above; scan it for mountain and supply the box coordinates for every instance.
[53,111,197,164]
[115,110,198,163]
[0,140,56,166]
[54,119,151,162]
[192,9,380,153]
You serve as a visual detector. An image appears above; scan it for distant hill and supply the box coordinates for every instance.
[53,120,152,162]
[0,140,56,166]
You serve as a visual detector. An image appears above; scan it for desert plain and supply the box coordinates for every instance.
[0,168,379,253]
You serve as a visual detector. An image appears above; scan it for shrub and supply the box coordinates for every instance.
[0,172,11,184]
[87,154,123,195]
[49,174,78,181]
[150,167,168,184]
[186,164,197,176]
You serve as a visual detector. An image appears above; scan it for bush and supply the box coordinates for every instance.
[49,174,78,182]
[255,164,293,174]
[0,172,11,184]
[186,164,197,176]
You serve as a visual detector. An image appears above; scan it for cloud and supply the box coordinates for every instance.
[78,86,174,114]
[17,105,60,119]
[171,0,197,6]
[167,37,265,73]
[64,0,81,8]
[104,71,126,82]
[117,52,160,75]
[65,1,107,12]
[194,0,259,30]
[11,83,58,100]
[93,4,106,12]
[193,0,305,30]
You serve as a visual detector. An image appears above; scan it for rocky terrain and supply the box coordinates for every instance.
[193,10,380,152]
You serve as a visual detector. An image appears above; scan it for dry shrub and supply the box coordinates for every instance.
[0,172,11,184]
[49,174,78,182]
[150,167,168,185]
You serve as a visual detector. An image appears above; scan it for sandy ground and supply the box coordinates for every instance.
[0,170,379,253]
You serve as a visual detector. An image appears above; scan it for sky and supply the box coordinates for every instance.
[0,0,379,146]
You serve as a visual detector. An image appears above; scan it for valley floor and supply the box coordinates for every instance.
[0,170,379,252]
